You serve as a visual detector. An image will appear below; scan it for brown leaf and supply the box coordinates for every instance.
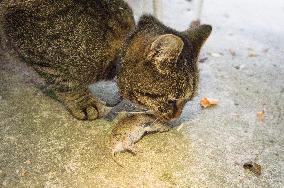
[257,110,265,122]
[200,97,218,108]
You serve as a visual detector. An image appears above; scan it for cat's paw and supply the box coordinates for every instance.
[57,91,111,121]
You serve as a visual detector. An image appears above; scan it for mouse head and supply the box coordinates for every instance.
[117,15,212,121]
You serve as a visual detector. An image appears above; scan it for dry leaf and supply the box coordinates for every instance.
[200,97,219,108]
[257,110,265,122]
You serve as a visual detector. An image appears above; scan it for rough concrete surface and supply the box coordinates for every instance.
[0,0,284,187]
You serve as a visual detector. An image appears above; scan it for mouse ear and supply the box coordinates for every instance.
[146,34,184,74]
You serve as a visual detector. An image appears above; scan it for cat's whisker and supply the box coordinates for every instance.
[149,118,158,126]
[116,110,153,114]
[127,111,150,114]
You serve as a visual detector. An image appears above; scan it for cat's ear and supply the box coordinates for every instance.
[146,34,184,74]
[186,24,212,57]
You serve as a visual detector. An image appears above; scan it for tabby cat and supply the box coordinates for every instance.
[0,0,211,121]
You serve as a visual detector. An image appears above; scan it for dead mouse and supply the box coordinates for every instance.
[109,113,170,156]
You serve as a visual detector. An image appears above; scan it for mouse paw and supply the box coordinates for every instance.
[123,143,137,156]
[112,142,137,156]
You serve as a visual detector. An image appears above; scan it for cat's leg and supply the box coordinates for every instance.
[33,66,111,120]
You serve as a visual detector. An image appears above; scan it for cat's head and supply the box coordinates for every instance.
[117,15,212,121]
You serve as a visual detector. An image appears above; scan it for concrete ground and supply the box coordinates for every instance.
[1,0,283,187]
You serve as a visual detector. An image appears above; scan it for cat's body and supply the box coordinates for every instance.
[1,0,135,120]
[0,0,211,121]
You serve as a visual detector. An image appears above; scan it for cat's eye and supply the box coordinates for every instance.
[168,100,177,107]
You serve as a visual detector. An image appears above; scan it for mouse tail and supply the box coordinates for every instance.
[111,153,124,168]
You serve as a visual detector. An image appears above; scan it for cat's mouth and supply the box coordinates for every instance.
[133,91,187,122]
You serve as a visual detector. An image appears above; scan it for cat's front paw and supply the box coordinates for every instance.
[67,101,99,121]
[56,91,111,121]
